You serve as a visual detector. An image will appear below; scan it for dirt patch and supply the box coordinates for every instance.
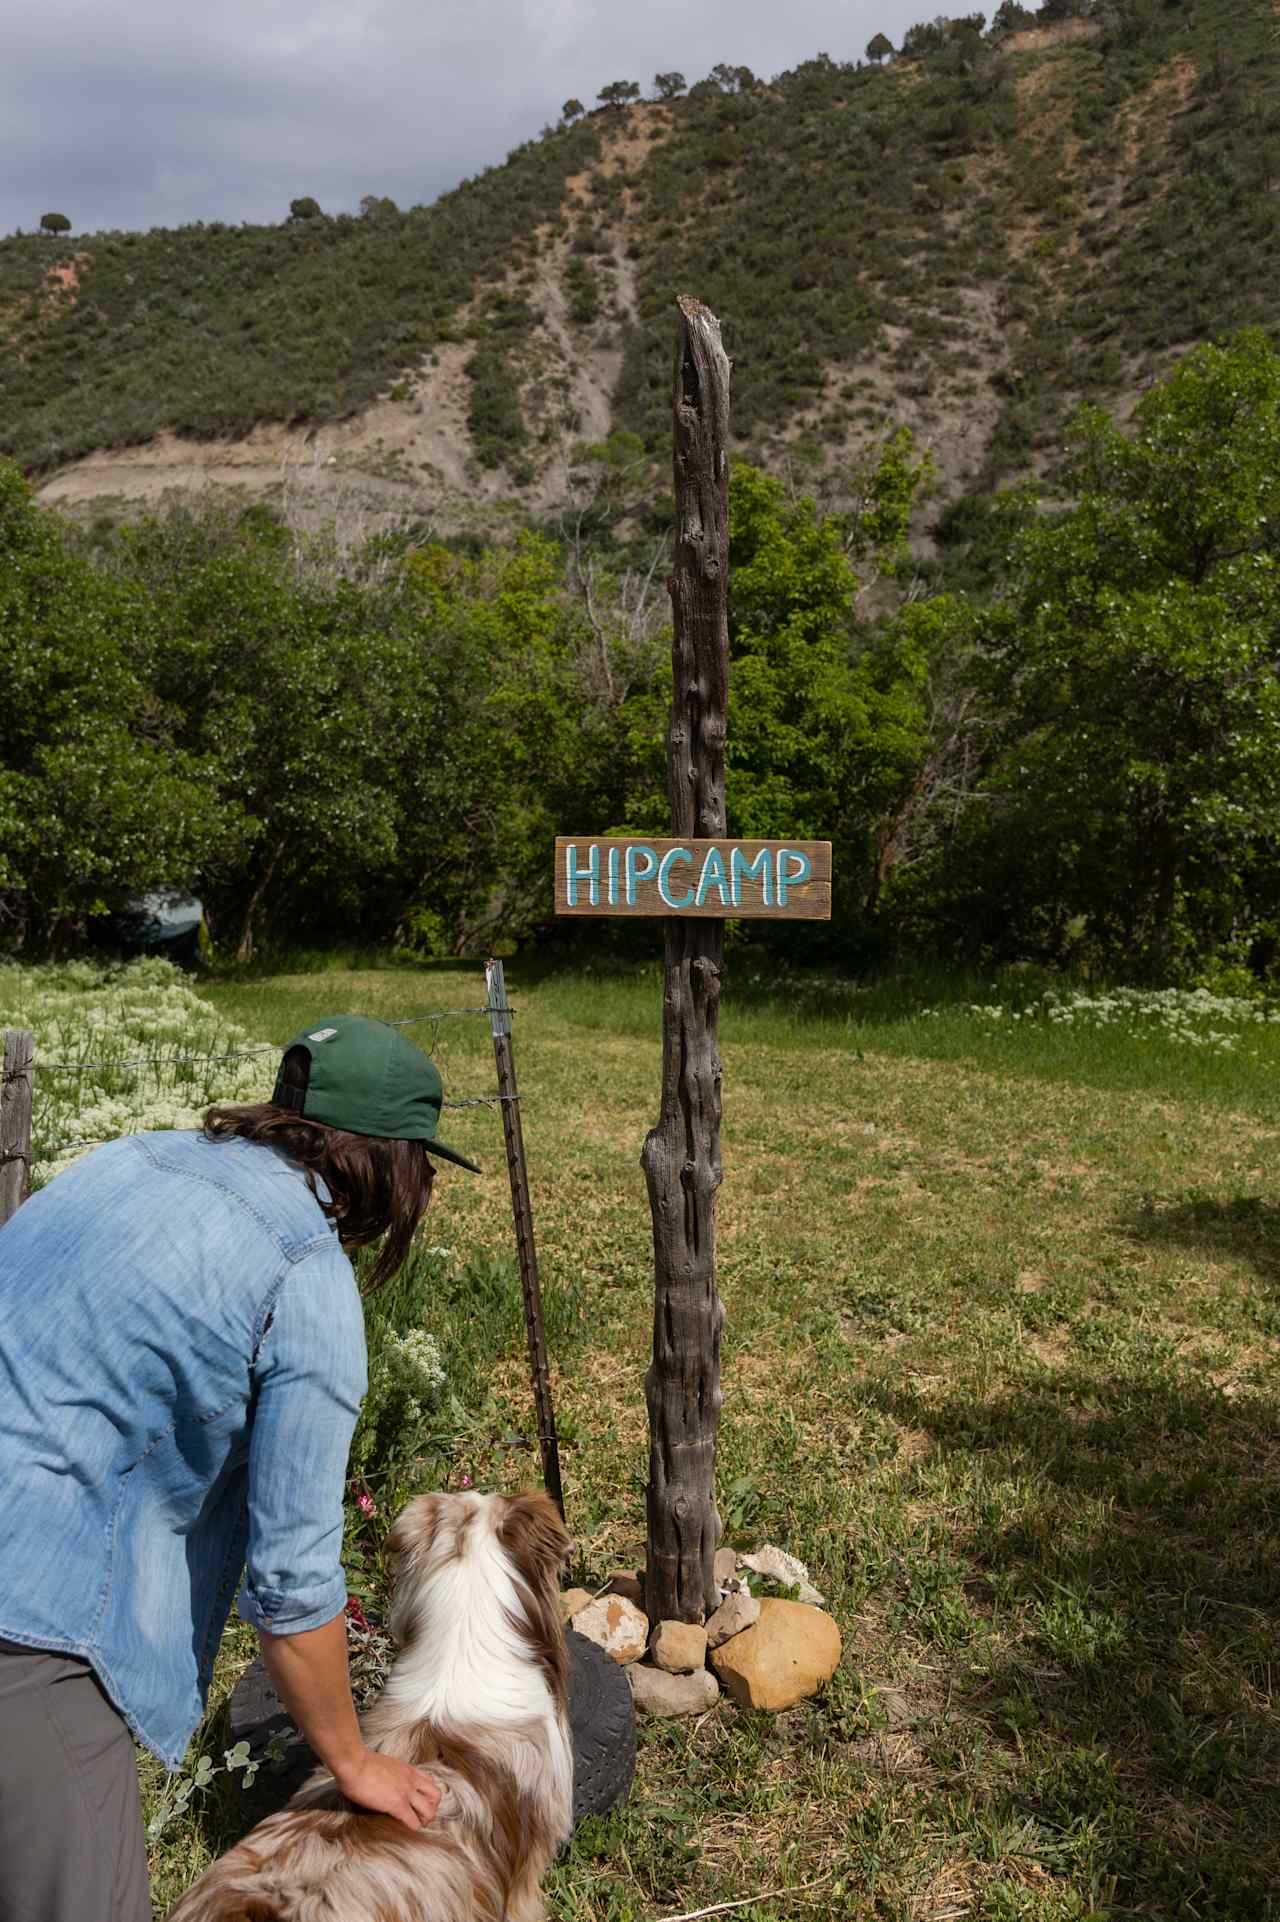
[565,103,668,201]
[45,253,90,302]
[1000,19,1102,55]
[38,155,645,534]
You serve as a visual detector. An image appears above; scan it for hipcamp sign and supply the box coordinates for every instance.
[555,838,831,920]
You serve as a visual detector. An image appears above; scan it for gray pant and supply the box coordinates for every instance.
[0,1639,151,1922]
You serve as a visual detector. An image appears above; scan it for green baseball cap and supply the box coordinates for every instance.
[274,1014,481,1172]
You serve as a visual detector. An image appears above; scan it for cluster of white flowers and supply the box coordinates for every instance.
[920,985,1279,1056]
[361,1327,448,1444]
[1,957,275,1185]
[385,1328,447,1400]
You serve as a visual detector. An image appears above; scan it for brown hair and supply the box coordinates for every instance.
[204,1048,435,1290]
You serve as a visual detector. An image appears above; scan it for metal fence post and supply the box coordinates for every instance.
[486,959,564,1520]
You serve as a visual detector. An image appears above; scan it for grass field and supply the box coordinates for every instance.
[130,956,1280,1919]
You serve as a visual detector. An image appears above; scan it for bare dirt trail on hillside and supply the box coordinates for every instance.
[38,120,657,533]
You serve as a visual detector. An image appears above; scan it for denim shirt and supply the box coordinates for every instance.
[0,1130,366,1769]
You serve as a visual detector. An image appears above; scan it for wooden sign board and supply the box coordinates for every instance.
[555,838,831,920]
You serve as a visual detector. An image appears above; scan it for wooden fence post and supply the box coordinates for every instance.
[1,1029,34,1226]
[486,958,565,1520]
[639,297,731,1625]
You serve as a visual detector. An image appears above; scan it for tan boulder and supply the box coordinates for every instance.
[650,1620,708,1675]
[629,1663,720,1717]
[714,1547,739,1586]
[570,1594,649,1665]
[710,1599,841,1710]
[558,1587,593,1622]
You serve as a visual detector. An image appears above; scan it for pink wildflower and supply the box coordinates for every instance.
[345,1596,371,1631]
[356,1490,377,1517]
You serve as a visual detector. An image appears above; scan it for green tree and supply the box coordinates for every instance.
[596,80,640,110]
[653,72,687,99]
[119,514,419,959]
[287,196,322,220]
[38,212,71,236]
[965,331,1280,975]
[561,98,585,121]
[397,535,629,949]
[0,465,235,948]
[621,461,932,943]
[990,0,1035,32]
[866,32,895,62]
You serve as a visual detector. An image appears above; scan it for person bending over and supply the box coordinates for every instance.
[0,1014,481,1922]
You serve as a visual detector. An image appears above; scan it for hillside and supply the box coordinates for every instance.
[4,0,1277,533]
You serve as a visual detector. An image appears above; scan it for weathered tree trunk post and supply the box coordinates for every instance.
[1,1029,34,1226]
[640,298,730,1625]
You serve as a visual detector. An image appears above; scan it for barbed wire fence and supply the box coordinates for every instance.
[2,1007,518,1214]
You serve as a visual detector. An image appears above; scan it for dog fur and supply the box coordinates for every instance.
[166,1489,574,1922]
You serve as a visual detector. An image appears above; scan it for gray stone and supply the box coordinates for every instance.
[705,1588,761,1648]
[714,1548,739,1586]
[874,1686,914,1728]
[629,1663,720,1718]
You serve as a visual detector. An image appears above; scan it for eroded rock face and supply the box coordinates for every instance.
[705,1589,761,1648]
[649,1620,709,1675]
[570,1595,649,1665]
[710,1599,841,1709]
[629,1663,720,1717]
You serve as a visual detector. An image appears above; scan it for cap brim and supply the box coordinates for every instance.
[423,1137,483,1174]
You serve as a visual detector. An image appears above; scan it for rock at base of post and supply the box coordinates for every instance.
[629,1663,720,1717]
[650,1620,709,1674]
[570,1595,649,1664]
[710,1598,842,1710]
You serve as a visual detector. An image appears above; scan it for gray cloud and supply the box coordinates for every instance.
[2,0,959,237]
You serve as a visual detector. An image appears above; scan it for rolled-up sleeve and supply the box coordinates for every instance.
[237,1245,367,1636]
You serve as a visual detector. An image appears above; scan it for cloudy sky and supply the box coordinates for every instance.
[3,0,961,237]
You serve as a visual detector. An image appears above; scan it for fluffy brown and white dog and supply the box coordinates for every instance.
[167,1489,574,1922]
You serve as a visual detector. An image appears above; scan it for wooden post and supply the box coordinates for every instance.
[486,958,565,1520]
[1,1029,34,1226]
[639,297,730,1625]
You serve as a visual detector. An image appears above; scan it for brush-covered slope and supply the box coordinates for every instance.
[5,0,1278,526]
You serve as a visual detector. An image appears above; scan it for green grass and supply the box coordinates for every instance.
[138,956,1280,1917]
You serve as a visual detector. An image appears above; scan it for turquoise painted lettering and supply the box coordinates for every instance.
[607,843,620,905]
[657,847,694,908]
[625,844,659,904]
[565,842,600,908]
[695,846,730,908]
[729,846,772,908]
[775,848,812,906]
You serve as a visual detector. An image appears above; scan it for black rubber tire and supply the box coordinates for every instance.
[565,1625,637,1823]
[227,1627,635,1825]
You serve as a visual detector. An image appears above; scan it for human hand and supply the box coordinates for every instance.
[333,1748,442,1830]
